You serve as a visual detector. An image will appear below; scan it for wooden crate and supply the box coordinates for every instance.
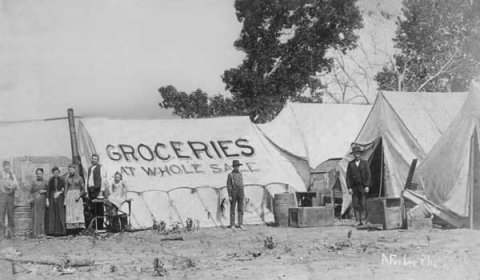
[407,217,432,230]
[296,192,323,207]
[366,198,402,230]
[288,206,334,228]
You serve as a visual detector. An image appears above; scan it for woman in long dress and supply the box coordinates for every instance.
[29,168,48,237]
[45,166,66,236]
[65,164,85,231]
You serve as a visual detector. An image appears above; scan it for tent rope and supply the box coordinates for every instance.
[124,182,290,228]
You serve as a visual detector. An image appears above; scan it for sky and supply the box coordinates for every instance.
[0,0,244,121]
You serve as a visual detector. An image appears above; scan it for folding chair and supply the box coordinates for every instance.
[88,198,132,232]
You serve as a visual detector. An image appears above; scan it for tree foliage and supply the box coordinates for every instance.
[160,0,363,122]
[375,0,480,92]
[158,86,237,119]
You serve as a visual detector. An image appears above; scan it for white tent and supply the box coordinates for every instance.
[338,90,468,213]
[258,102,372,169]
[0,119,71,160]
[77,116,306,229]
[413,83,480,229]
[258,102,372,194]
[0,119,72,204]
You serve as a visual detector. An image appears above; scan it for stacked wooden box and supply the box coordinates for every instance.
[288,206,334,227]
[288,192,334,228]
[366,198,403,230]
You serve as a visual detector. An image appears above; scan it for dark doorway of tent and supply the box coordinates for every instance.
[367,138,385,198]
[342,138,385,220]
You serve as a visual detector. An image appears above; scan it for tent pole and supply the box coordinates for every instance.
[470,130,478,229]
[67,108,82,173]
[378,140,384,198]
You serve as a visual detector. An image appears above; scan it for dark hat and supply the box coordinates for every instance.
[2,160,11,167]
[350,146,363,154]
[52,166,60,172]
[232,160,243,167]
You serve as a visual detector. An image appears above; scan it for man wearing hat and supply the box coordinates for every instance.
[226,160,245,229]
[0,161,19,238]
[346,146,371,225]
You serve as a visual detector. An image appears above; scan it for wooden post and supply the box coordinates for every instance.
[67,109,82,175]
[378,141,384,198]
[469,130,478,229]
[404,159,418,190]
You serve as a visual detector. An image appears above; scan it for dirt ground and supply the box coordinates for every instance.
[1,220,479,280]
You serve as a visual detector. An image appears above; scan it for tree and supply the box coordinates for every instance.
[158,86,237,119]
[160,0,363,122]
[375,0,480,92]
[223,0,362,122]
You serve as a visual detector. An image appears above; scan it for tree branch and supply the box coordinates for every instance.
[415,46,461,92]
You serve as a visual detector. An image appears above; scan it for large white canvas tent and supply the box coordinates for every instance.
[258,102,372,192]
[77,117,306,229]
[413,83,480,229]
[338,90,468,214]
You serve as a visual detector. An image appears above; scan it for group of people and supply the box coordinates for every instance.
[0,154,128,238]
[0,149,368,235]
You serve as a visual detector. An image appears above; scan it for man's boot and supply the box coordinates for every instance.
[361,210,367,225]
[357,208,363,226]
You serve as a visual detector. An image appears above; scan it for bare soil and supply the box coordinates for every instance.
[1,221,479,280]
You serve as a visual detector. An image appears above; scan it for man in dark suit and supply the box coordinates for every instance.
[85,154,108,230]
[346,146,371,225]
[227,160,245,229]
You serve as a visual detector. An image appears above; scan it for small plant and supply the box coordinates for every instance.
[170,222,181,234]
[153,220,167,233]
[264,236,277,249]
[153,257,167,277]
[185,218,194,232]
[107,265,117,273]
[184,257,195,268]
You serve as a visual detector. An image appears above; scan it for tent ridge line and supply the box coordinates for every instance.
[126,182,290,194]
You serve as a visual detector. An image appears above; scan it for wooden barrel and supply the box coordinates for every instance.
[14,206,33,237]
[273,193,296,227]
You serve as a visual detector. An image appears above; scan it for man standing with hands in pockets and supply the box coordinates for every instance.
[227,160,245,229]
[346,146,371,226]
[0,161,18,238]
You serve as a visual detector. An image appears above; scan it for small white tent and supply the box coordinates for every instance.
[258,102,372,169]
[0,119,71,160]
[77,116,306,229]
[413,83,480,229]
[0,119,72,204]
[338,90,468,213]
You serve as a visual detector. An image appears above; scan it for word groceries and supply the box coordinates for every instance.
[105,138,261,177]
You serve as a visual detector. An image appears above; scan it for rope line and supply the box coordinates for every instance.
[125,182,292,228]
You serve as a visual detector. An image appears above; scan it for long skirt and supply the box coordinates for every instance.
[65,190,85,229]
[45,194,66,235]
[31,192,46,237]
